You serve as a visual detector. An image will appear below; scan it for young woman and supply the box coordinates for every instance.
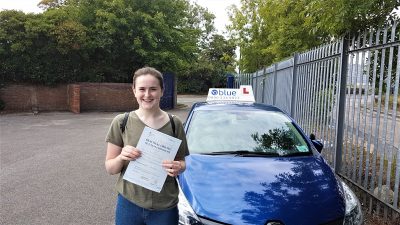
[105,67,189,225]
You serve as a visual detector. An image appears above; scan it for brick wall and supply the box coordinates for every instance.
[36,85,69,111]
[68,84,80,113]
[0,83,138,113]
[79,83,138,111]
[0,84,68,112]
[0,84,34,111]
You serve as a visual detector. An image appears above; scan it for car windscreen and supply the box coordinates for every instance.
[186,109,311,156]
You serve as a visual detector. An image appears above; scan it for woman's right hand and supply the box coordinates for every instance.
[119,145,141,161]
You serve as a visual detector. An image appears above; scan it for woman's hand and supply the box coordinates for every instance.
[162,160,185,177]
[119,145,141,161]
[106,143,141,175]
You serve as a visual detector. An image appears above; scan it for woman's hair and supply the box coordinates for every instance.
[132,67,164,89]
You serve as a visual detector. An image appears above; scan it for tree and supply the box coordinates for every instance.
[52,0,217,83]
[1,0,226,87]
[38,0,66,10]
[0,10,60,84]
[228,0,399,73]
[178,34,237,93]
[305,0,399,36]
[1,0,238,91]
[228,0,273,73]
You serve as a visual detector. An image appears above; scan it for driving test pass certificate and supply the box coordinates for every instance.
[123,126,182,193]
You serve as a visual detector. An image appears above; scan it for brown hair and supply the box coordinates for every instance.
[132,67,164,89]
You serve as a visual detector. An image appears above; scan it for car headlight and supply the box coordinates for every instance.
[178,184,203,225]
[341,181,363,225]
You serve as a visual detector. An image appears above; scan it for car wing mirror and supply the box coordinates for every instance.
[310,133,323,153]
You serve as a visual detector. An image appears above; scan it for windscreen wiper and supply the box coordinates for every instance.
[206,150,280,157]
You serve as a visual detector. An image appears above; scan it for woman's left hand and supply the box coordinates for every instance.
[162,160,182,177]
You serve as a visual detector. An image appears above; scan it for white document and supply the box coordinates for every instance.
[123,126,182,193]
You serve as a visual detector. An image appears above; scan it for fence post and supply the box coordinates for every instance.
[290,53,299,118]
[261,68,266,103]
[273,63,278,105]
[226,74,234,88]
[334,36,349,173]
[253,72,257,100]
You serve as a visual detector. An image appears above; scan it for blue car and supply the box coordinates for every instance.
[177,87,363,225]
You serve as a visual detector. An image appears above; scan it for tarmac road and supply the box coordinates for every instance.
[0,95,206,225]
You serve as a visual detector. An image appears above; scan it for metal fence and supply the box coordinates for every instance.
[233,20,400,219]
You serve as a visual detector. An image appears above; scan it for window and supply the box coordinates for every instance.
[186,110,310,156]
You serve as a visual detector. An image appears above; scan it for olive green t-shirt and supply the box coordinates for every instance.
[105,111,189,210]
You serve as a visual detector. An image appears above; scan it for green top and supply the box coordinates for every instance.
[105,111,189,210]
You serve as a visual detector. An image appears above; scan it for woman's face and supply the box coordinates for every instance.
[133,74,163,110]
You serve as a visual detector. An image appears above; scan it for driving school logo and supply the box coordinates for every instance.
[207,85,255,102]
[211,89,237,96]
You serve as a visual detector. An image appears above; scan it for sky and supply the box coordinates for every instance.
[0,0,241,34]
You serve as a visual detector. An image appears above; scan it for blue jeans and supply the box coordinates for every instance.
[115,194,179,225]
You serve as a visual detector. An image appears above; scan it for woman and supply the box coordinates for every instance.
[105,67,189,225]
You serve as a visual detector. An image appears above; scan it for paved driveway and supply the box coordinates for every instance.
[0,95,206,225]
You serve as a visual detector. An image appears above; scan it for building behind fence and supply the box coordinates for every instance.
[233,20,400,220]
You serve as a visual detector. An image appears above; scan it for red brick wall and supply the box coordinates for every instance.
[36,85,69,111]
[79,83,138,111]
[0,84,33,111]
[68,84,80,113]
[0,83,138,113]
[0,84,68,112]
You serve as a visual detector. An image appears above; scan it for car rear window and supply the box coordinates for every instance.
[186,110,311,156]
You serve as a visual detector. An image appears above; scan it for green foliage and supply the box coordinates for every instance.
[0,0,236,91]
[178,34,237,93]
[305,0,399,36]
[38,0,66,10]
[228,0,399,73]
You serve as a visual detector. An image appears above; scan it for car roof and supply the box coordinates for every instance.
[191,101,285,113]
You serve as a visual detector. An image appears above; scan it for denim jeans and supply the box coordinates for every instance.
[115,194,179,225]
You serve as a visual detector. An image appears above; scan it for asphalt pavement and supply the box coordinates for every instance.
[0,95,206,225]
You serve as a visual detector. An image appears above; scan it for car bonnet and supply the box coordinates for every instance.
[178,154,345,225]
